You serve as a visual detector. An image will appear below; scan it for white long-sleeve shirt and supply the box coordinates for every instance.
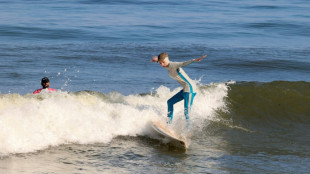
[165,60,197,93]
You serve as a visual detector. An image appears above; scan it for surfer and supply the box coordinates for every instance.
[151,52,206,125]
[33,77,56,94]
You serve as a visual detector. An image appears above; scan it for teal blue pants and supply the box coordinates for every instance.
[167,90,196,123]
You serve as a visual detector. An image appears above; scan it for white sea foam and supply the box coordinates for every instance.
[0,82,229,155]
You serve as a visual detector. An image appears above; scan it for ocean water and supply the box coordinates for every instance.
[0,0,310,173]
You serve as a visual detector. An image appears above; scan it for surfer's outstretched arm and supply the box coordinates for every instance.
[151,54,206,64]
[175,54,207,67]
[194,54,207,62]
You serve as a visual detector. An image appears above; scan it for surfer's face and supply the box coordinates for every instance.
[41,82,50,89]
[159,58,169,68]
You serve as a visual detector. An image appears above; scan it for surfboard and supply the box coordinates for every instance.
[151,121,188,149]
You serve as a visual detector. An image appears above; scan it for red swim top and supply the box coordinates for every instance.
[33,88,56,94]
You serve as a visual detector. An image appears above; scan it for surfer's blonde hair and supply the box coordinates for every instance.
[158,52,169,62]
